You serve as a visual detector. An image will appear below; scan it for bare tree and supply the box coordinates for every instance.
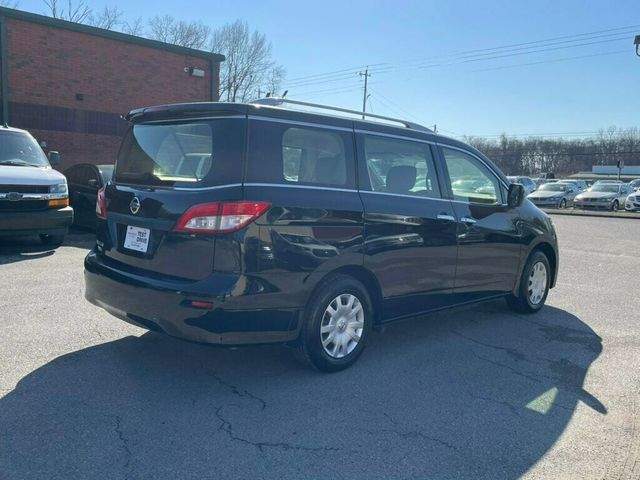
[42,0,91,23]
[122,17,145,36]
[147,15,211,50]
[262,65,286,97]
[212,20,285,102]
[89,6,122,30]
[466,127,640,176]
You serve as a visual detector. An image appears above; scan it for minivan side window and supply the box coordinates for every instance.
[247,120,355,188]
[441,147,502,205]
[363,135,440,199]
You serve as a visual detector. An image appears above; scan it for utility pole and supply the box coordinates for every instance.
[432,124,437,133]
[359,67,371,119]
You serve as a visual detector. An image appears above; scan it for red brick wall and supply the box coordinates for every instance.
[5,17,218,168]
[28,129,123,165]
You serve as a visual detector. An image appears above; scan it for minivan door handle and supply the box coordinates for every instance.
[461,216,477,225]
[436,213,456,222]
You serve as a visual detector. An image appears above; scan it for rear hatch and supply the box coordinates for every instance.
[99,113,246,281]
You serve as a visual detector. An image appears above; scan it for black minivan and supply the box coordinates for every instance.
[84,99,558,371]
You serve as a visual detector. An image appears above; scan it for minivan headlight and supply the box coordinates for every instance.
[49,183,68,195]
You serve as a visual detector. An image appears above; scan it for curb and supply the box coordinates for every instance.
[542,209,640,220]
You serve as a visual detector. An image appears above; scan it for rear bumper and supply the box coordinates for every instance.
[0,206,73,237]
[84,251,301,345]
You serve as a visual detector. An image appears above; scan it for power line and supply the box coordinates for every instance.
[455,24,640,55]
[371,24,640,71]
[472,49,628,72]
[282,23,640,90]
[285,63,386,84]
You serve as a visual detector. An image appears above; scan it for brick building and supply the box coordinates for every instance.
[0,7,224,168]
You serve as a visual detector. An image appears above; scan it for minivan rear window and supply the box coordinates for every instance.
[114,119,245,188]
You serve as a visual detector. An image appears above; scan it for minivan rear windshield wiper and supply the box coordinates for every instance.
[115,171,176,186]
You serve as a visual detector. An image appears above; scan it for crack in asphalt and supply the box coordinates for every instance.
[367,428,459,451]
[466,390,521,416]
[113,415,133,480]
[475,354,543,384]
[451,330,527,362]
[209,372,267,411]
[214,406,340,453]
[369,412,459,451]
[197,359,267,411]
[196,359,338,453]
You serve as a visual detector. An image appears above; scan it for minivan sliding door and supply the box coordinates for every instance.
[356,133,458,321]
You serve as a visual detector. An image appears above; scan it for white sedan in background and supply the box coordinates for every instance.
[625,190,640,212]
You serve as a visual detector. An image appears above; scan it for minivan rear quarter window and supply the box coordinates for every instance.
[114,119,245,188]
[247,119,355,188]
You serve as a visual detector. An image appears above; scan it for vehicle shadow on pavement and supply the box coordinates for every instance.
[0,231,93,265]
[0,302,604,480]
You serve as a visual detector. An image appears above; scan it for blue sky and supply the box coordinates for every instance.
[16,0,640,137]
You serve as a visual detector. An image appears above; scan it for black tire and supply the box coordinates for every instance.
[559,198,567,209]
[612,200,619,212]
[506,250,550,314]
[298,274,373,372]
[39,234,64,246]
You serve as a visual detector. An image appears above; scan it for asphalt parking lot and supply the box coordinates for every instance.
[1,216,639,480]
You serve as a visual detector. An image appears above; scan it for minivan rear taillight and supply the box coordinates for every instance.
[96,187,107,219]
[174,201,270,234]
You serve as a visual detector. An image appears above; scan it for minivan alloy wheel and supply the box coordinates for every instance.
[528,261,548,305]
[321,294,365,358]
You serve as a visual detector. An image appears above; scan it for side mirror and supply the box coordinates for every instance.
[48,151,61,166]
[507,183,525,208]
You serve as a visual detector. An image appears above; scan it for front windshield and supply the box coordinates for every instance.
[539,183,566,191]
[591,184,620,193]
[0,131,49,167]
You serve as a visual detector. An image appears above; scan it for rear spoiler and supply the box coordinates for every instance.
[125,102,248,123]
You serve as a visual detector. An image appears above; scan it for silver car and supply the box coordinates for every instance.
[625,190,640,212]
[574,183,633,211]
[527,182,578,208]
[558,179,587,192]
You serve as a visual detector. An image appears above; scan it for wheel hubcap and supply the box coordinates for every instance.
[320,293,364,359]
[528,261,548,305]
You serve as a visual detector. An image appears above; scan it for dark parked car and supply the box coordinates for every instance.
[0,126,72,245]
[84,99,559,371]
[64,163,113,229]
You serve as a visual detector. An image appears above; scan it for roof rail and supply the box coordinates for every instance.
[251,97,432,133]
